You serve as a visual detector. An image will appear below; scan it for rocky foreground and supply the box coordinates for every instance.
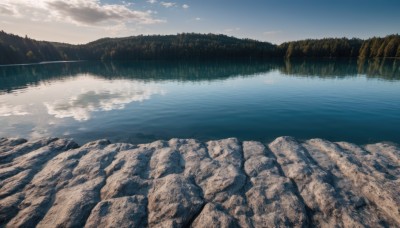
[0,137,399,228]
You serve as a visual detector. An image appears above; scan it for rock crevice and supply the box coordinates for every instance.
[0,136,399,227]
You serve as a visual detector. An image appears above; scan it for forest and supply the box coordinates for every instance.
[0,30,399,64]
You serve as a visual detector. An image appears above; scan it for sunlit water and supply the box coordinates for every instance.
[0,59,399,144]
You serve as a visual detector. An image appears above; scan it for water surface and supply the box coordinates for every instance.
[1,59,399,144]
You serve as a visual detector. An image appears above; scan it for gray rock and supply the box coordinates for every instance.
[0,193,24,225]
[192,203,238,228]
[0,137,399,227]
[148,174,204,227]
[149,147,184,179]
[307,138,400,225]
[37,142,120,227]
[269,137,339,219]
[85,195,147,228]
[101,145,154,199]
[0,137,27,153]
[207,138,243,168]
[0,138,67,165]
[244,141,308,227]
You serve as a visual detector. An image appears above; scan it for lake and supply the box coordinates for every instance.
[0,59,399,145]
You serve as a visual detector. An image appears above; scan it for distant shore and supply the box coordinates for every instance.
[1,30,399,65]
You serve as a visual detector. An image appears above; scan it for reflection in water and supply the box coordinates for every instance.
[358,58,400,79]
[0,60,278,93]
[0,59,399,94]
[0,104,30,117]
[0,59,399,144]
[0,74,165,140]
[280,58,400,79]
[44,79,165,121]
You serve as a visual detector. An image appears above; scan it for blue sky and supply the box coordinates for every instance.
[0,0,399,44]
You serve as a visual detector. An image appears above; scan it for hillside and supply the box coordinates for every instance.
[0,31,399,64]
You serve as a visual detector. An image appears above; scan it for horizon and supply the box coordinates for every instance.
[1,0,399,45]
[2,29,398,46]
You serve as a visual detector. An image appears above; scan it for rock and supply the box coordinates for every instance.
[0,138,63,164]
[38,177,104,228]
[244,141,308,227]
[243,141,279,177]
[307,138,400,225]
[192,203,238,228]
[5,139,108,228]
[85,195,147,228]
[149,147,184,179]
[269,137,339,219]
[207,138,243,168]
[0,169,30,198]
[0,136,399,227]
[0,193,24,225]
[0,137,27,153]
[148,174,204,227]
[101,145,154,199]
[37,142,121,227]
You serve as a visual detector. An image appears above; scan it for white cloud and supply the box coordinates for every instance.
[1,0,165,27]
[29,129,51,139]
[0,3,16,15]
[182,4,189,9]
[44,81,165,121]
[195,17,201,21]
[121,1,134,7]
[0,104,30,117]
[160,2,176,8]
[147,0,157,4]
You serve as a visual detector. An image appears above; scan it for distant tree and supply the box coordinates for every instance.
[26,50,35,60]
[397,45,400,58]
[384,37,399,57]
[0,31,398,64]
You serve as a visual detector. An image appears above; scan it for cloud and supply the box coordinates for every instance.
[29,127,51,139]
[48,0,164,25]
[0,104,30,117]
[147,0,157,3]
[44,82,165,121]
[195,17,201,21]
[1,0,165,26]
[160,2,176,8]
[147,10,158,14]
[0,3,16,15]
[182,4,189,9]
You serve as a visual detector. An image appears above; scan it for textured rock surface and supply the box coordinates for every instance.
[0,136,399,227]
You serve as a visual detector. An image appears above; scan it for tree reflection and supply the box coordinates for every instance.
[0,59,399,93]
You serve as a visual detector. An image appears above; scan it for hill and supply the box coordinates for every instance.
[0,30,399,64]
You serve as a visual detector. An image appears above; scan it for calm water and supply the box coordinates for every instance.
[0,59,399,145]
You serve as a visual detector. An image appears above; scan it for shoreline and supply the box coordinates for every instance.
[1,136,399,227]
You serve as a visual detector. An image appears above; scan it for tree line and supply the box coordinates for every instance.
[0,30,399,64]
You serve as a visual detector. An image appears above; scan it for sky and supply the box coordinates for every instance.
[0,0,399,44]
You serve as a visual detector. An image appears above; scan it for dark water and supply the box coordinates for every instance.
[0,59,399,145]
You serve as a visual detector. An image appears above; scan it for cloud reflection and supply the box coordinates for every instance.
[44,80,165,121]
[0,104,30,117]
